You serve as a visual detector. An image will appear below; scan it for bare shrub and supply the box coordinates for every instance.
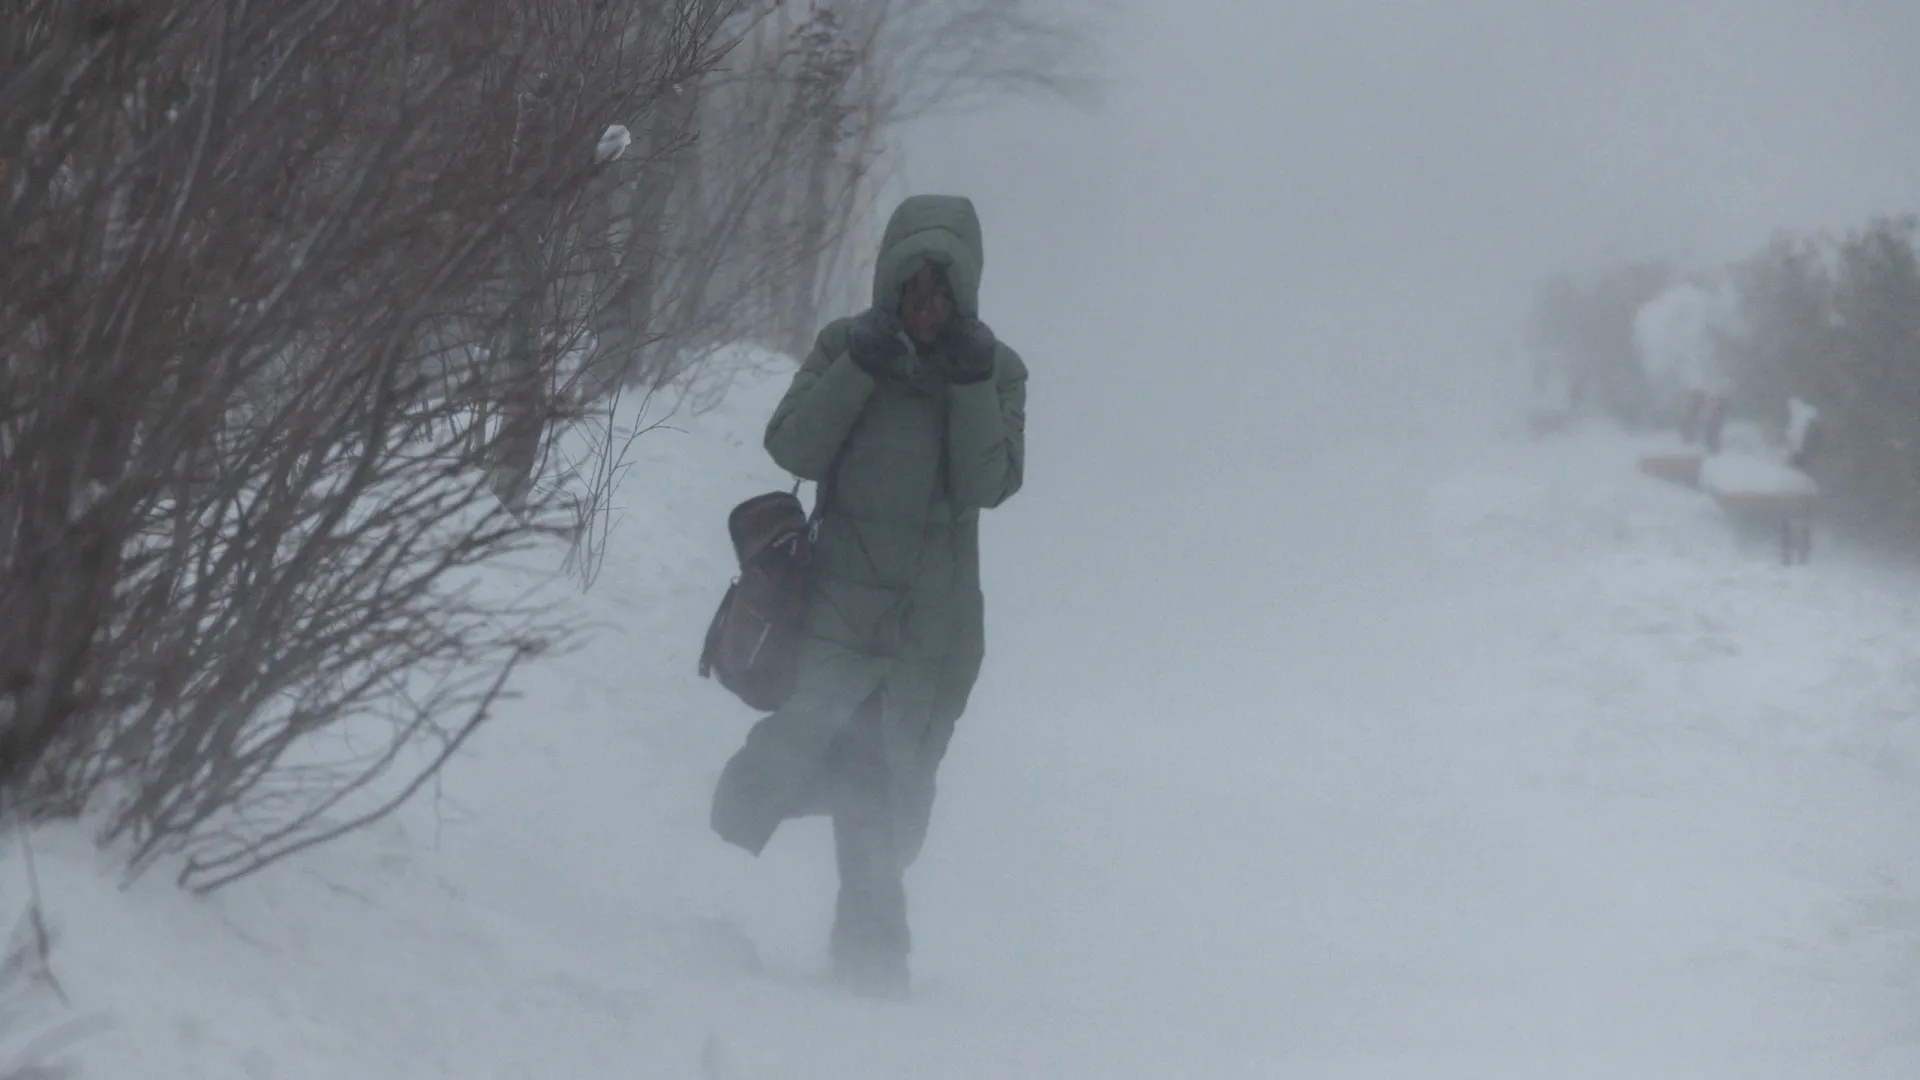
[0,0,1108,891]
[0,826,102,1080]
[0,917,91,1080]
[601,0,1110,378]
[0,0,752,888]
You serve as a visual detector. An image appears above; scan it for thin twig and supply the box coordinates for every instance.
[17,832,64,1009]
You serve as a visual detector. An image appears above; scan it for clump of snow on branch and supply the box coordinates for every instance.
[596,125,631,164]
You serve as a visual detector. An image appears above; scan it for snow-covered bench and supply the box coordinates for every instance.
[1636,434,1707,489]
[1699,453,1819,565]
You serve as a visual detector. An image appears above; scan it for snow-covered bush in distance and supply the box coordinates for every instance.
[1633,277,1743,417]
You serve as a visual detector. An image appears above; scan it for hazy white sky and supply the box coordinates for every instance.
[902,0,1920,358]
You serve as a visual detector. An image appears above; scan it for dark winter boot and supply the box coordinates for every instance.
[826,694,911,999]
[832,947,911,1001]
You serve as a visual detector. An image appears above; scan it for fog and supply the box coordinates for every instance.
[903,0,1920,439]
[888,0,1920,655]
[881,2,1920,1070]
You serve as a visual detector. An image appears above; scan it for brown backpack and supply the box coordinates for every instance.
[698,476,830,712]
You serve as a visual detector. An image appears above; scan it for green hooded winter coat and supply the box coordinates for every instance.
[710,195,1028,863]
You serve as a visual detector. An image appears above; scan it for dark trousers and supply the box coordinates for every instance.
[826,691,909,963]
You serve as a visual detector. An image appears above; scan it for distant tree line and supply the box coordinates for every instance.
[1526,215,1920,548]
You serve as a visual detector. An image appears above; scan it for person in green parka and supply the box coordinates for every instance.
[710,194,1027,999]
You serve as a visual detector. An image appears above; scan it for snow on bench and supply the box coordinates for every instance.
[1699,452,1819,564]
[1700,453,1819,503]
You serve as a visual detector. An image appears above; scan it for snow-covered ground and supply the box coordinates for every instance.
[9,381,1920,1079]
